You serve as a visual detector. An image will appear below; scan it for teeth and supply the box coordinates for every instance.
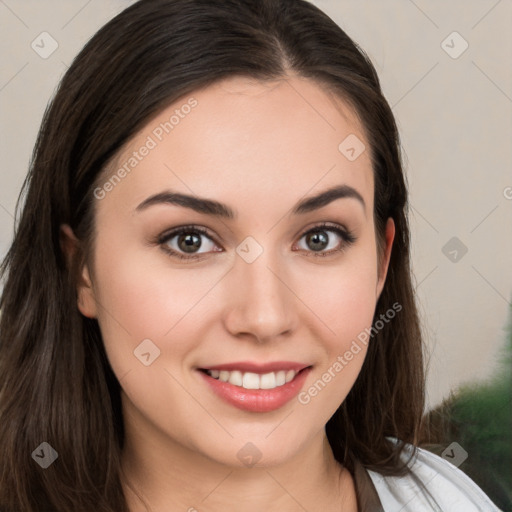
[243,372,260,389]
[260,372,276,389]
[206,369,298,390]
[228,370,243,387]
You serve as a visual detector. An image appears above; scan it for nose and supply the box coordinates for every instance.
[222,248,298,344]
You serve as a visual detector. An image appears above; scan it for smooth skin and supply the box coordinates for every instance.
[61,74,395,511]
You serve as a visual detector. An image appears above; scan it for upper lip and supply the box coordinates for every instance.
[199,361,311,374]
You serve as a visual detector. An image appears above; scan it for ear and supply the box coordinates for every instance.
[59,224,98,318]
[375,217,395,300]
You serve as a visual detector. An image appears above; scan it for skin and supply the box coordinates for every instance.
[61,74,394,511]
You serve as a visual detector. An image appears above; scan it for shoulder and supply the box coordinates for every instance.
[366,441,501,511]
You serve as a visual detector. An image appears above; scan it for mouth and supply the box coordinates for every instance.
[200,368,302,390]
[197,362,312,412]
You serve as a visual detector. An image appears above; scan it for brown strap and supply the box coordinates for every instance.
[352,459,385,512]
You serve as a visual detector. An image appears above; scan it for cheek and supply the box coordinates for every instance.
[318,272,376,323]
[296,278,376,424]
[302,253,379,345]
[94,232,209,321]
[311,275,375,379]
[91,239,202,370]
[297,250,378,405]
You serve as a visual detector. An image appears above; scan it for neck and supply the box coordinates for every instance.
[120,411,357,512]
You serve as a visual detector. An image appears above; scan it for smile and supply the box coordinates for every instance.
[204,369,297,390]
[197,362,312,413]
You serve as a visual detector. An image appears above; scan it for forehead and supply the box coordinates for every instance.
[100,75,373,217]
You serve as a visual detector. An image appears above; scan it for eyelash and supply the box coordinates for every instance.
[157,222,356,261]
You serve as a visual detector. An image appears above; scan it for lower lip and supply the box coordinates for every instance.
[198,368,311,413]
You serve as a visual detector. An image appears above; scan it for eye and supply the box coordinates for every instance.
[294,223,356,256]
[156,222,356,261]
[158,225,221,260]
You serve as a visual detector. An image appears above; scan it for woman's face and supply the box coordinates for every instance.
[75,75,394,468]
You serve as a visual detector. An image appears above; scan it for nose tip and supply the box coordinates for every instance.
[222,254,297,343]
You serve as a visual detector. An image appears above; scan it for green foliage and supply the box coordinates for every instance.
[421,305,512,511]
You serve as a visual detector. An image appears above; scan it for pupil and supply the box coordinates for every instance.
[179,233,201,253]
[308,231,328,251]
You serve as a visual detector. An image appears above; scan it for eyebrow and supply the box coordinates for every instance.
[135,184,366,218]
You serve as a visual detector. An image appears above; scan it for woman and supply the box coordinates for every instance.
[0,0,501,510]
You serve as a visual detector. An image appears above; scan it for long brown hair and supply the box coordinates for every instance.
[0,0,424,510]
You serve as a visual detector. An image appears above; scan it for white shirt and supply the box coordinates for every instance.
[366,444,502,511]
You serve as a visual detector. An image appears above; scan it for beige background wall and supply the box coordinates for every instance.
[1,0,510,409]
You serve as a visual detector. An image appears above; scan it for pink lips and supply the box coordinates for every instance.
[197,361,312,413]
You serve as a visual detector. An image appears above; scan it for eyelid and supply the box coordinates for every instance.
[296,221,354,242]
[157,224,217,245]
